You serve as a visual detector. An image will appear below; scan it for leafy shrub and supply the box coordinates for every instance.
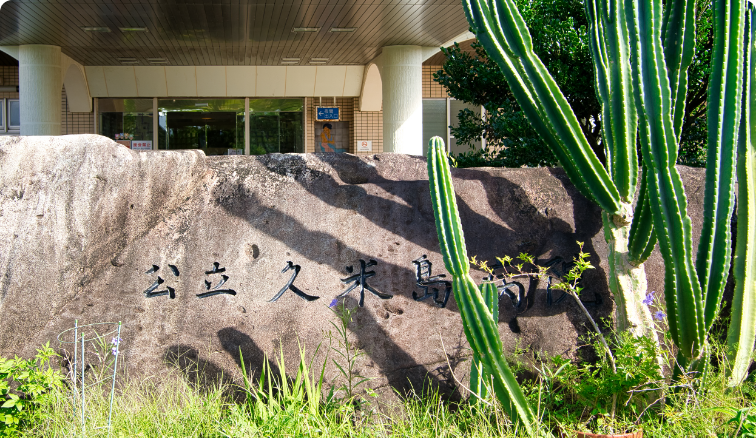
[0,343,64,436]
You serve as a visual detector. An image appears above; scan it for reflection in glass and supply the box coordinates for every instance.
[98,98,153,145]
[158,99,245,155]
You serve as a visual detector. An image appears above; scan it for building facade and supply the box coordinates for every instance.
[0,0,478,156]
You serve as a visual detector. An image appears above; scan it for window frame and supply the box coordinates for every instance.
[0,98,5,132]
[7,99,20,131]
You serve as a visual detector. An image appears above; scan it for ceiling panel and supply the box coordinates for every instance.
[0,0,469,66]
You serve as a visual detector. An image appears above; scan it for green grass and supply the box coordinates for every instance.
[5,321,756,437]
[13,350,754,437]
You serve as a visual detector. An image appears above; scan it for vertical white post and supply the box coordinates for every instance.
[153,98,158,150]
[81,333,85,435]
[19,45,62,135]
[245,97,250,155]
[93,98,98,135]
[446,98,451,154]
[381,45,423,155]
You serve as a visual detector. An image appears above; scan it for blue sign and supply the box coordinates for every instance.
[316,107,340,121]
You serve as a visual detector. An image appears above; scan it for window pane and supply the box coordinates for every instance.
[97,98,153,146]
[249,113,280,155]
[449,100,481,155]
[0,100,4,129]
[9,100,20,128]
[280,112,303,153]
[423,99,447,156]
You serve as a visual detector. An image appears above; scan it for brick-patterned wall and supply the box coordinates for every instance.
[61,87,95,135]
[423,65,448,98]
[306,97,355,153]
[352,97,383,156]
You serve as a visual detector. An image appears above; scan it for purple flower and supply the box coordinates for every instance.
[111,347,119,356]
[111,337,122,346]
[329,298,339,308]
[642,291,656,306]
[654,310,666,320]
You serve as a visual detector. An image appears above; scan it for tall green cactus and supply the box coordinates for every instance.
[727,3,756,385]
[458,0,756,385]
[427,137,537,435]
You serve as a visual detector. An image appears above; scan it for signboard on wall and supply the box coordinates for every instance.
[131,140,152,151]
[315,107,340,121]
[116,140,132,148]
[356,140,373,152]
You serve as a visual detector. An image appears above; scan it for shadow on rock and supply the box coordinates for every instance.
[163,344,241,401]
[342,296,463,402]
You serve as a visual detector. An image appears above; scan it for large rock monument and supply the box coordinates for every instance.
[0,135,705,401]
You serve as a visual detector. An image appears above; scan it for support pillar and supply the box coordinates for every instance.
[381,45,422,155]
[19,45,62,136]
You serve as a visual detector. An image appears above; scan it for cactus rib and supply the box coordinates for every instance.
[625,0,705,359]
[727,3,756,386]
[697,0,746,333]
[427,138,536,435]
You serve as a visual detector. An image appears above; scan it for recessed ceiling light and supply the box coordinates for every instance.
[281,57,300,62]
[281,61,299,65]
[309,61,327,65]
[310,58,329,62]
[81,26,111,32]
[120,27,148,32]
[119,61,140,65]
[292,27,320,32]
[148,59,168,64]
[330,27,357,32]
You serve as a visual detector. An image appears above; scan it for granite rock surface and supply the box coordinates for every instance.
[0,135,705,401]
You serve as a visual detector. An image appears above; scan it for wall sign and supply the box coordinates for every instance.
[131,140,152,151]
[356,140,373,152]
[316,107,340,121]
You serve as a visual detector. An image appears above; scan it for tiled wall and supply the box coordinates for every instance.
[352,97,383,156]
[305,97,355,153]
[61,87,95,135]
[423,65,448,98]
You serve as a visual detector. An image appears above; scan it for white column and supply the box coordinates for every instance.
[19,45,62,136]
[381,45,423,155]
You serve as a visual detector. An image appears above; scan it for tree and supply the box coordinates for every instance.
[436,0,712,168]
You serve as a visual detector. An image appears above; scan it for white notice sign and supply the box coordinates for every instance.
[131,140,152,151]
[356,140,372,152]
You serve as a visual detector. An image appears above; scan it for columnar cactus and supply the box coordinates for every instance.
[427,137,536,434]
[452,0,755,393]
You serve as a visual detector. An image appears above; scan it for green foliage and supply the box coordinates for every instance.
[324,300,373,407]
[238,341,328,425]
[435,0,596,167]
[717,407,756,437]
[439,0,712,169]
[0,343,64,436]
[536,333,663,434]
